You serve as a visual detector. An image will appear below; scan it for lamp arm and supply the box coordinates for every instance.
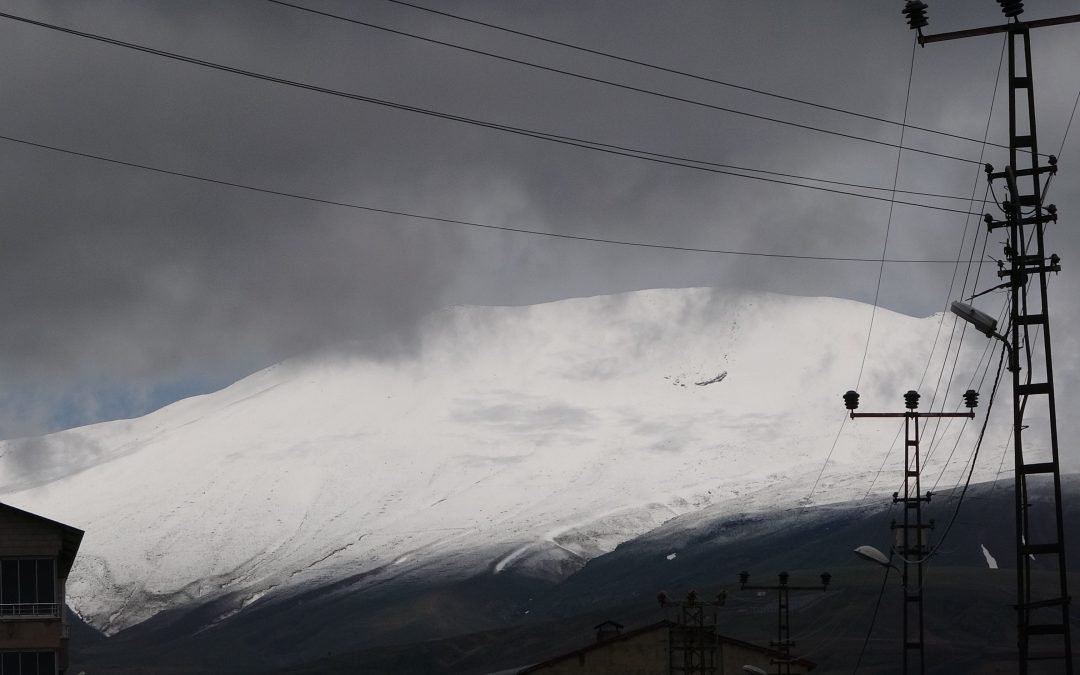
[991,332,1017,373]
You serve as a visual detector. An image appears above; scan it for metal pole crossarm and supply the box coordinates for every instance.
[986,212,1058,230]
[738,573,829,675]
[987,164,1058,183]
[918,13,1080,44]
[850,411,974,419]
[997,262,1061,278]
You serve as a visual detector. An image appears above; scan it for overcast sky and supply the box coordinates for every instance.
[0,0,1078,438]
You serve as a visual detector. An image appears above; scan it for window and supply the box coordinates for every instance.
[0,560,56,617]
[0,651,56,675]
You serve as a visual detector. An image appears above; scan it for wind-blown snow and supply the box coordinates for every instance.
[0,288,994,633]
[981,544,999,569]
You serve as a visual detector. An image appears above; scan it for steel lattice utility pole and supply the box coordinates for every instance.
[738,572,831,675]
[658,590,728,675]
[903,2,1079,672]
[843,389,977,674]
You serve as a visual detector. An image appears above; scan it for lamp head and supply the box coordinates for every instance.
[951,301,998,338]
[854,545,891,567]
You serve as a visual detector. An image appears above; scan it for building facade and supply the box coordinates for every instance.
[0,503,83,675]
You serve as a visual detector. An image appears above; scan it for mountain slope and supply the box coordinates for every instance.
[0,288,992,635]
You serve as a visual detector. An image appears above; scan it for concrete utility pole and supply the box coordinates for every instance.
[738,572,830,675]
[844,389,977,674]
[903,2,1078,672]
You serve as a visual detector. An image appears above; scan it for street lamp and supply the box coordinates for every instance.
[854,545,900,573]
[950,301,1016,371]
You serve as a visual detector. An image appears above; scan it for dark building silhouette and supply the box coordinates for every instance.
[517,620,815,674]
[0,502,83,675]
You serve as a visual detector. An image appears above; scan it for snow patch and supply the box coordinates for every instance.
[981,544,999,569]
[0,288,998,633]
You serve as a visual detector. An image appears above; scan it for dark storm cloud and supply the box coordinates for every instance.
[0,0,1077,438]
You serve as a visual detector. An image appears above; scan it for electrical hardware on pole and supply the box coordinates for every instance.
[906,3,1079,673]
[844,389,977,674]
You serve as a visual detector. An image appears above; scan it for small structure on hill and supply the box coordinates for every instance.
[0,502,84,675]
[516,619,815,674]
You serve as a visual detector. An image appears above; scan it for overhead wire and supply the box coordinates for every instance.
[862,34,1006,502]
[883,335,1007,566]
[1037,85,1079,203]
[1057,88,1080,159]
[855,38,918,391]
[536,137,979,204]
[927,297,1009,494]
[928,302,1008,498]
[917,261,986,472]
[989,427,1014,494]
[922,339,1008,557]
[265,0,989,167]
[805,38,918,502]
[861,243,998,502]
[938,324,1009,498]
[0,131,993,264]
[373,0,1017,153]
[916,35,1009,453]
[0,11,997,218]
[855,32,1006,505]
[851,565,894,675]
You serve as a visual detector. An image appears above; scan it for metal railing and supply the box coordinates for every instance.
[0,603,60,618]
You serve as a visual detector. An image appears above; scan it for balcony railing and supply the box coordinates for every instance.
[0,603,60,618]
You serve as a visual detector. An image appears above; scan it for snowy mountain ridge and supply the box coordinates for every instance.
[0,288,988,635]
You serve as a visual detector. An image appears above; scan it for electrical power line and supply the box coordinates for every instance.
[933,188,1050,494]
[859,34,1006,503]
[924,340,1008,557]
[935,323,1007,496]
[374,0,1016,154]
[265,0,988,167]
[0,10,996,217]
[864,224,993,502]
[856,40,919,389]
[0,131,993,264]
[1057,87,1080,159]
[852,565,893,675]
[522,134,979,204]
[805,39,919,503]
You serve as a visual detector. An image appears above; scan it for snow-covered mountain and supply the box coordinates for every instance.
[0,288,992,636]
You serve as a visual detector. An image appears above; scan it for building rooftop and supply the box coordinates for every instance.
[0,501,84,576]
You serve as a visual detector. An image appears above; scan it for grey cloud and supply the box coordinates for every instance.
[0,0,1077,438]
